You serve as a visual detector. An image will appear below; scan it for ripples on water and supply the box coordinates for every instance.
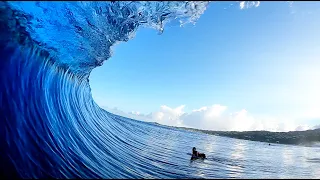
[0,1,319,178]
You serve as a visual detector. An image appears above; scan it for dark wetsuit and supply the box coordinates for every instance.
[192,150,206,159]
[193,150,198,156]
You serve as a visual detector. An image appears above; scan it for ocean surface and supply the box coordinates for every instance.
[0,1,319,178]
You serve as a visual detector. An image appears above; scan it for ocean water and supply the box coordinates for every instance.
[0,1,319,179]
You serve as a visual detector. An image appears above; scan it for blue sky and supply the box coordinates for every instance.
[90,2,320,131]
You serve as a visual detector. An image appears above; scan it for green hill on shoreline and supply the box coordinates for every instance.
[174,126,320,146]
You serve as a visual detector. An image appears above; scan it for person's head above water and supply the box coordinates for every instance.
[191,147,206,159]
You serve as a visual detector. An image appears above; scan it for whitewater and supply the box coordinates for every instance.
[0,1,319,178]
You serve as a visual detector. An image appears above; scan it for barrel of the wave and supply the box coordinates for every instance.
[0,3,68,177]
[0,4,22,177]
[0,45,24,178]
[0,42,97,178]
[0,23,116,179]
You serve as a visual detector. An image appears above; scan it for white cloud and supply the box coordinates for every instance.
[149,105,185,127]
[313,124,320,130]
[102,106,152,122]
[255,1,260,7]
[239,1,245,9]
[181,106,298,132]
[239,1,260,10]
[102,104,315,132]
[295,125,312,131]
[130,111,141,116]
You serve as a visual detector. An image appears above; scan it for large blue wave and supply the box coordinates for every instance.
[0,1,209,178]
[1,2,320,178]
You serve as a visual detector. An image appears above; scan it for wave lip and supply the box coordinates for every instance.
[5,1,208,77]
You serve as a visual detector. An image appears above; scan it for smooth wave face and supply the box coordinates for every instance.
[0,1,319,179]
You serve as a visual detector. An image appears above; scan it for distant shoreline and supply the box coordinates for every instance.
[172,126,320,146]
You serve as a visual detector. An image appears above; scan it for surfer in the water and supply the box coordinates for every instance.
[191,147,206,160]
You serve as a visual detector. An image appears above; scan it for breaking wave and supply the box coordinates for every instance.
[0,1,209,178]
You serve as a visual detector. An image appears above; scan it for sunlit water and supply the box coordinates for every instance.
[112,114,320,179]
[0,1,319,178]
